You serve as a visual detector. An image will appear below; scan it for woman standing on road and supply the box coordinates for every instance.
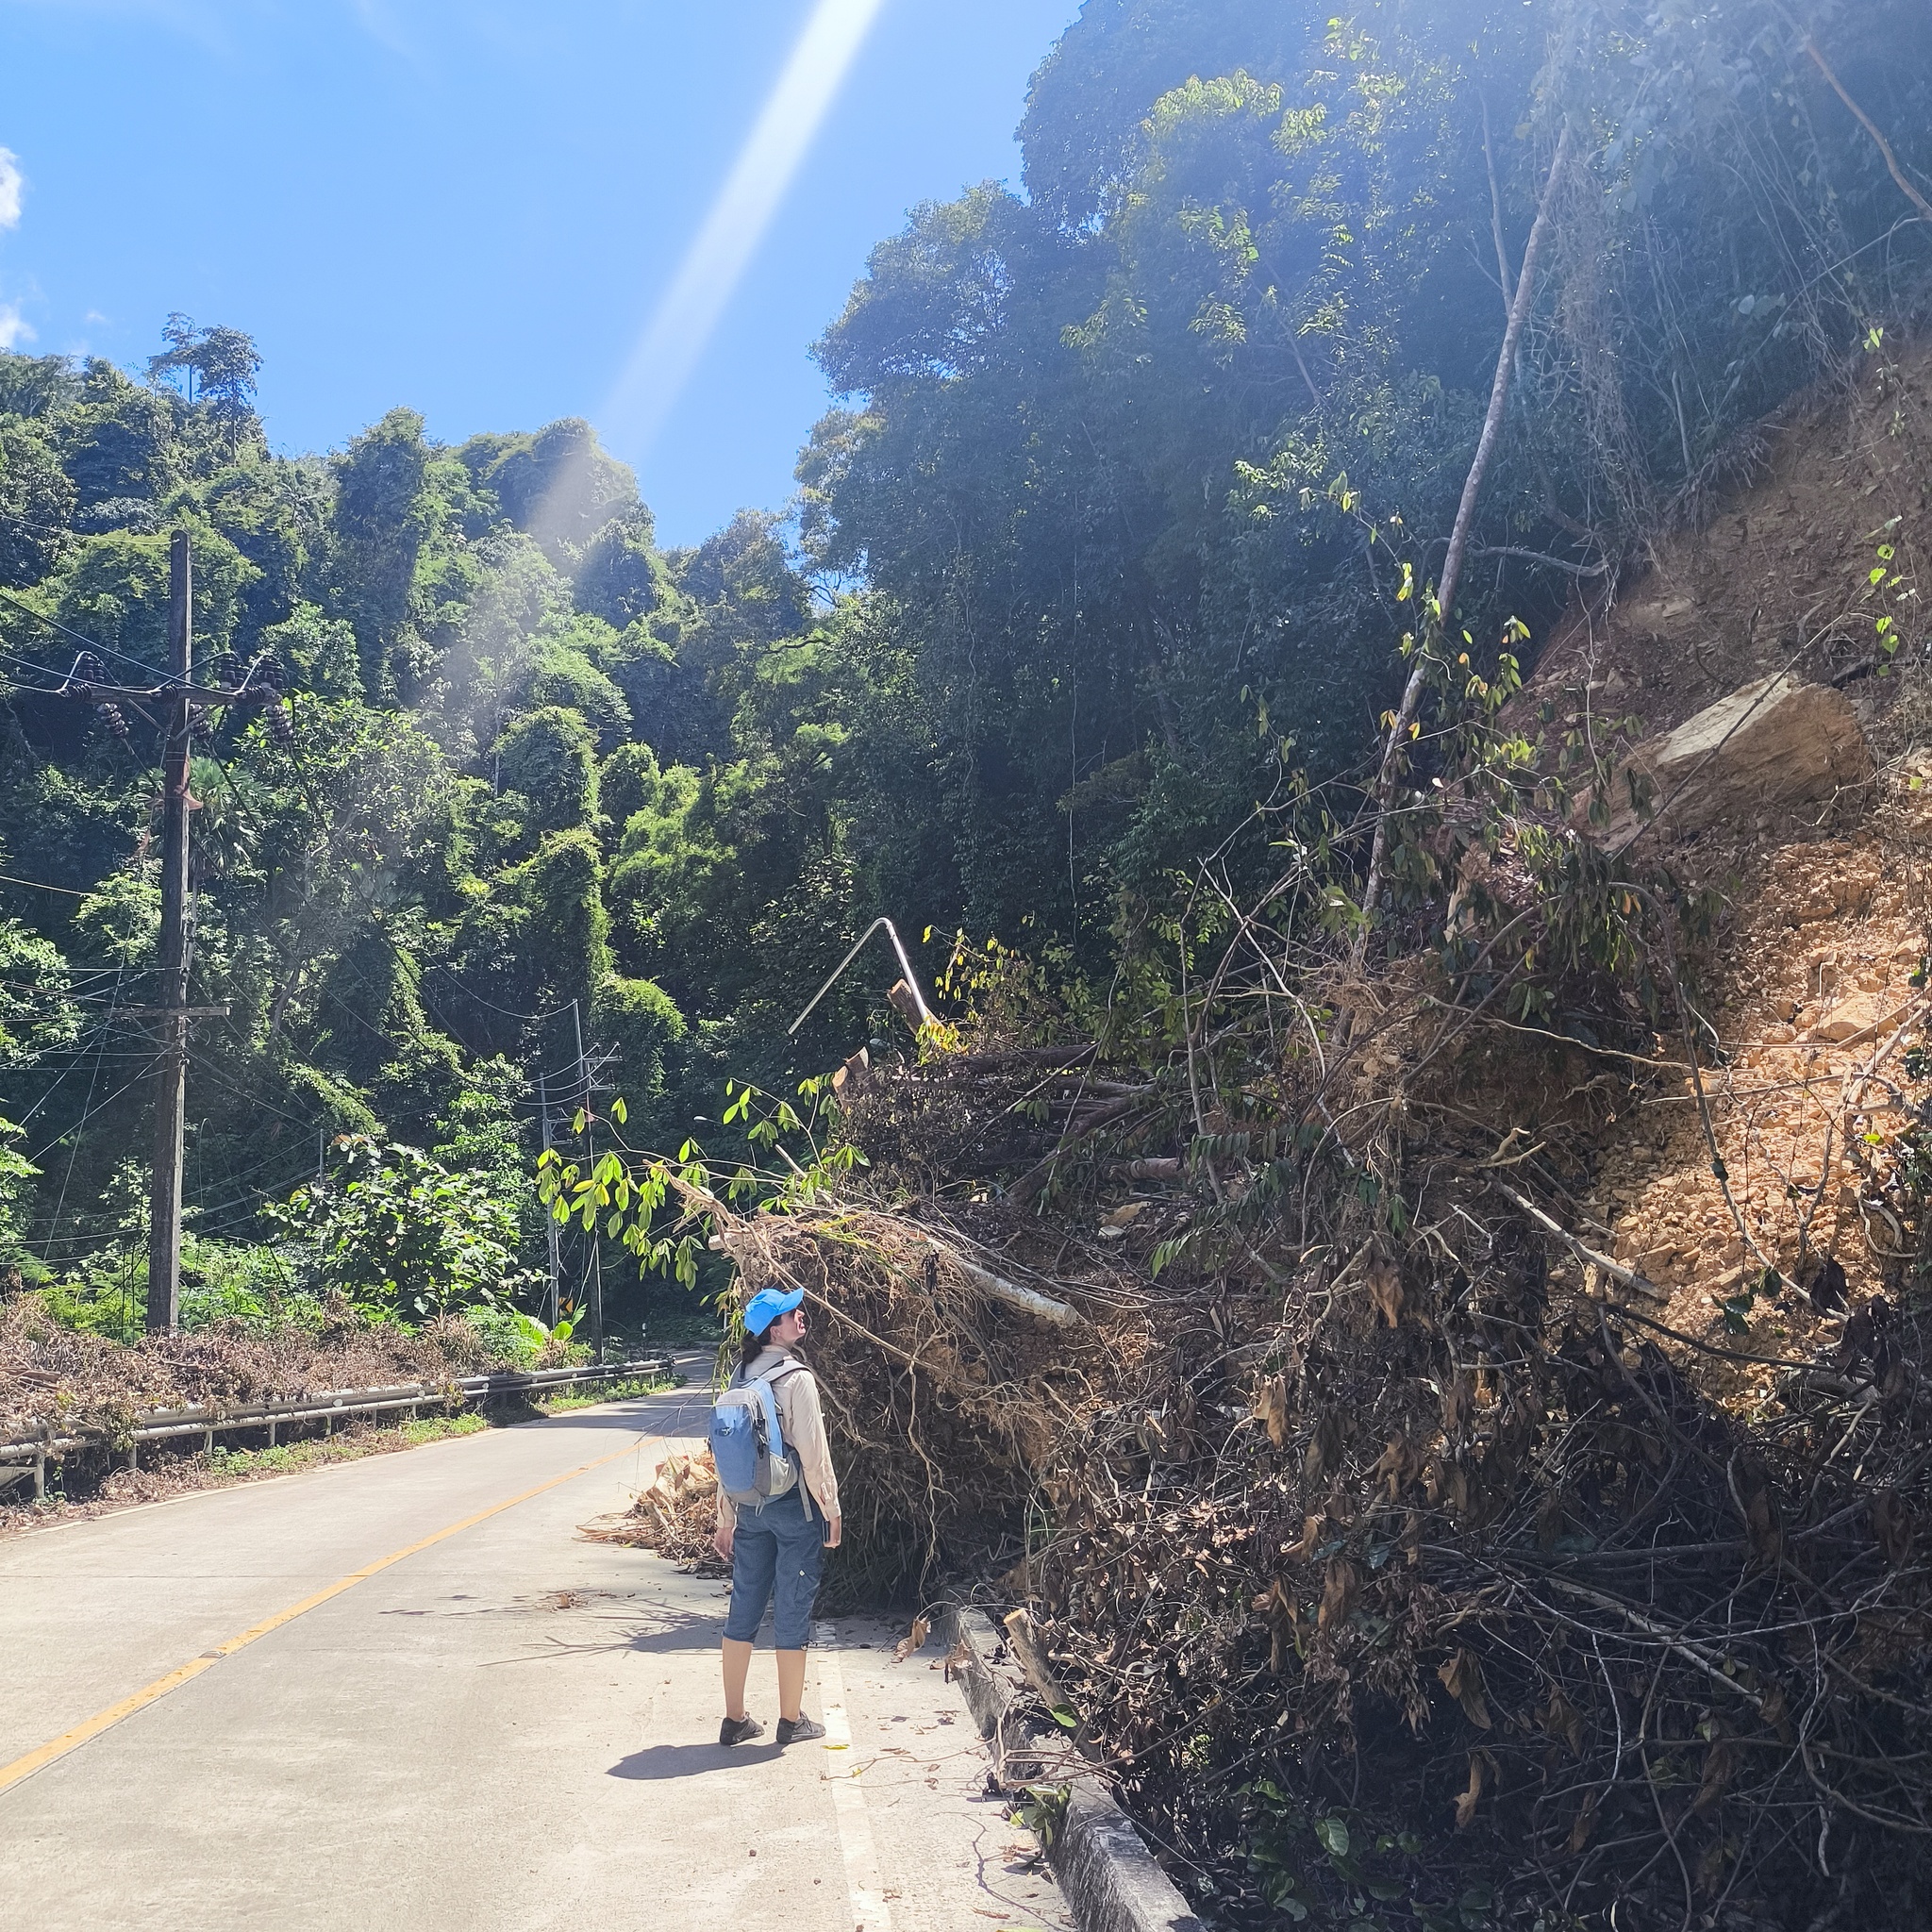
[712,1285,842,1746]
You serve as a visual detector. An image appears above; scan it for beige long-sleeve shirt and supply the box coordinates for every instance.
[715,1344,841,1531]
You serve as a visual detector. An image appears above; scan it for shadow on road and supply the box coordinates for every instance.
[514,1398,711,1435]
[608,1740,780,1778]
[621,1609,726,1655]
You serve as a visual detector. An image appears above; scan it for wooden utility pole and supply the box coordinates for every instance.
[148,530,192,1333]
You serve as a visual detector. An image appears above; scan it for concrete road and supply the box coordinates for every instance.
[0,1368,1069,1932]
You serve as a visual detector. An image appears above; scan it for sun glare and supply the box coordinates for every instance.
[603,0,891,457]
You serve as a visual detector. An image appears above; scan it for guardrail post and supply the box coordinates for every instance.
[126,1442,138,1474]
[33,1452,45,1501]
[267,1420,276,1448]
[204,1427,214,1456]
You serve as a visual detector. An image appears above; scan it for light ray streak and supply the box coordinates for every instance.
[603,0,890,454]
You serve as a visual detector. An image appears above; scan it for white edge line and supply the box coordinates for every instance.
[813,1619,895,1932]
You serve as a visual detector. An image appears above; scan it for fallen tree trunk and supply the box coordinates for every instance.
[930,1242,1084,1327]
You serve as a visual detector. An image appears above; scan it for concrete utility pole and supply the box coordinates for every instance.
[537,1066,560,1328]
[572,1001,605,1364]
[148,532,193,1333]
[43,533,280,1327]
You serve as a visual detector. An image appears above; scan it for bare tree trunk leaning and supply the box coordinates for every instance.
[1353,123,1574,965]
[1795,31,1932,224]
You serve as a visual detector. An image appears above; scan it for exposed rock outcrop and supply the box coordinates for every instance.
[1580,672,1874,846]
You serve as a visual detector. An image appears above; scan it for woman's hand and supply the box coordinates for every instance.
[712,1523,734,1561]
[824,1512,842,1549]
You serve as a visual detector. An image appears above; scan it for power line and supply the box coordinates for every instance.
[0,585,181,687]
[16,1131,314,1240]
[180,1043,345,1133]
[0,643,93,696]
[0,958,154,981]
[28,1062,150,1170]
[178,1169,315,1226]
[0,1011,152,1129]
[0,869,96,899]
[425,960,576,1024]
[42,968,121,1257]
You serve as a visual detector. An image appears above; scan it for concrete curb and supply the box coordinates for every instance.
[941,1604,1207,1932]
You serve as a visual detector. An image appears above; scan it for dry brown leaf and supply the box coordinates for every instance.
[1102,1201,1146,1228]
[1873,1491,1916,1565]
[1541,1688,1583,1756]
[1367,1253,1405,1327]
[1454,1750,1489,1829]
[1438,1647,1492,1729]
[1253,1578,1304,1673]
[1254,1375,1291,1448]
[1287,1512,1324,1561]
[1371,1434,1414,1500]
[1567,1788,1597,1854]
[1691,1734,1737,1814]
[1304,1409,1345,1482]
[1317,1557,1359,1630]
[1695,1835,1729,1894]
[1426,1457,1471,1517]
[1535,1486,1569,1553]
[893,1615,933,1662]
[1738,1456,1784,1561]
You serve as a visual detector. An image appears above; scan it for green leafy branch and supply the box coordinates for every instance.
[533,1075,868,1294]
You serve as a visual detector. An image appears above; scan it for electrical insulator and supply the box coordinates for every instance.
[266,697,295,748]
[96,702,130,742]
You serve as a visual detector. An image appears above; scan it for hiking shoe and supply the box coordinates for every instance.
[720,1715,764,1746]
[776,1714,825,1746]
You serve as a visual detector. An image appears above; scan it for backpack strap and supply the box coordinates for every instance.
[751,1357,808,1462]
[744,1356,807,1394]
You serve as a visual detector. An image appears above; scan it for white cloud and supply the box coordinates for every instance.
[0,304,36,349]
[0,149,24,230]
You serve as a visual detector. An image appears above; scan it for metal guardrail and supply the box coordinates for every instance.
[0,1354,675,1501]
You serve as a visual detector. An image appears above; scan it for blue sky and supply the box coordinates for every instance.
[0,0,1081,544]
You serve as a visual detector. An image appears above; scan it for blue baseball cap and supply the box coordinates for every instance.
[743,1286,805,1336]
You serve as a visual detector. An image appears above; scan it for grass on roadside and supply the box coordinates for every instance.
[204,1412,488,1479]
[2,1371,684,1535]
[532,1372,677,1414]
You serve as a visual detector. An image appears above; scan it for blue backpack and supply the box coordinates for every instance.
[709,1358,803,1507]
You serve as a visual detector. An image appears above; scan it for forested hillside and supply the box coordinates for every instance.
[1,0,1927,1357]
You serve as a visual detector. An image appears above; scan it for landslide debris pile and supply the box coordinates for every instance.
[585,1447,724,1572]
[0,1293,508,1445]
[807,967,1929,1930]
[726,540,1932,1924]
[705,1186,1141,1605]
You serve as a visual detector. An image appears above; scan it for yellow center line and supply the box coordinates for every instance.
[0,1427,672,1801]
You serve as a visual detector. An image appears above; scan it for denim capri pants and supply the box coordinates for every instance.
[723,1487,825,1649]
